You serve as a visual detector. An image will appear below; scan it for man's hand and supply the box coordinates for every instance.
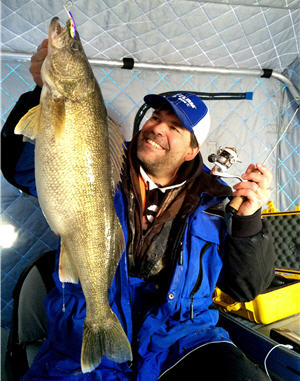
[232,163,272,216]
[29,39,48,87]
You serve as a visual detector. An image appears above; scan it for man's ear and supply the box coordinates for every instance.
[184,146,200,162]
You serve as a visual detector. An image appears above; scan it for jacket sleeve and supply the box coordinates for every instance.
[1,86,41,196]
[217,209,276,302]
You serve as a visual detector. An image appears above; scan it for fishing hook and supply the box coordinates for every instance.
[64,0,73,12]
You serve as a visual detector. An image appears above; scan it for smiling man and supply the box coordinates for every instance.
[137,113,197,186]
[136,94,208,187]
[2,43,274,380]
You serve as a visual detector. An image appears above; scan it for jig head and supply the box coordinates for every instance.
[208,146,242,181]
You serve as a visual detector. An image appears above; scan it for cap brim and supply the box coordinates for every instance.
[144,94,173,110]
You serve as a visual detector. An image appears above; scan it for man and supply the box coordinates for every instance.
[1,40,274,380]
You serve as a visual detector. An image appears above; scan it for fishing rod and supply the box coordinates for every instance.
[209,105,299,213]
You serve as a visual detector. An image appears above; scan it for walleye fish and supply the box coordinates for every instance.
[15,17,132,373]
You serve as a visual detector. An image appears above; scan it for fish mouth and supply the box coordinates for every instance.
[49,17,64,40]
[48,17,74,47]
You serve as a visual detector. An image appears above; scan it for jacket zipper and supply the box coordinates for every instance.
[176,218,187,266]
[189,242,212,320]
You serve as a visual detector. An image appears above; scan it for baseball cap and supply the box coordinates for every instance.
[144,92,210,145]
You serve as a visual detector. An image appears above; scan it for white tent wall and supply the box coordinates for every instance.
[1,1,299,374]
[2,1,299,68]
[280,56,300,210]
[2,60,297,205]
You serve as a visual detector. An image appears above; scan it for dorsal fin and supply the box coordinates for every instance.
[108,117,125,193]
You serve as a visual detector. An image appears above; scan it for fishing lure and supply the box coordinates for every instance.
[64,1,76,39]
[67,10,76,38]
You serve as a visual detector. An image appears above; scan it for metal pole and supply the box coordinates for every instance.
[1,51,300,105]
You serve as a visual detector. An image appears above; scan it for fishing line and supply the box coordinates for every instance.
[62,282,66,313]
[64,0,73,12]
[264,343,293,379]
[263,105,299,165]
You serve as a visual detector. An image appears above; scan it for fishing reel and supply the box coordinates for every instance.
[208,146,242,181]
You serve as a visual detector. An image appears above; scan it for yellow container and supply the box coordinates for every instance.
[214,209,300,324]
[213,279,300,324]
[276,268,300,280]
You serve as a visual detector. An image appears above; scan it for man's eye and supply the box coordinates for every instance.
[170,126,179,132]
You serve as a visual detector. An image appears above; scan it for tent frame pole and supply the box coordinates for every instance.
[2,51,299,105]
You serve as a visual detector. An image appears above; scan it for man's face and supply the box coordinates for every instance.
[137,109,199,185]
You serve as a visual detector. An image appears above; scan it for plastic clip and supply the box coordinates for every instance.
[261,69,273,78]
[122,57,135,70]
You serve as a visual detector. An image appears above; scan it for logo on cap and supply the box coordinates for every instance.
[171,94,196,109]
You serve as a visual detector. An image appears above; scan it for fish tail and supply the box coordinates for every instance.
[81,312,132,373]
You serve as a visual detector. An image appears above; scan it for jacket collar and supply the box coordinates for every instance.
[139,165,186,193]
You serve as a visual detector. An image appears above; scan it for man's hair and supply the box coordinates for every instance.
[190,133,199,148]
[155,105,199,149]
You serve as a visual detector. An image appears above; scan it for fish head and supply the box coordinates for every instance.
[41,17,95,100]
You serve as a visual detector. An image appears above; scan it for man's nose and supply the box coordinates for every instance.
[152,121,167,135]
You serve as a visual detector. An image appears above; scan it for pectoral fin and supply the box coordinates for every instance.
[59,240,79,283]
[15,104,41,140]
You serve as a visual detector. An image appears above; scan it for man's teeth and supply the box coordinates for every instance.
[147,139,162,149]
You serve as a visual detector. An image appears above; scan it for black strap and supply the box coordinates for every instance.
[261,68,273,78]
[122,57,135,70]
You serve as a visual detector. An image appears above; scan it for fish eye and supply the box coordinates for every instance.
[71,41,80,51]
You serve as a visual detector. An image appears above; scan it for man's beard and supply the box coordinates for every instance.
[137,155,164,178]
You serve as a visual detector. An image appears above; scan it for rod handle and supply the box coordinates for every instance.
[229,168,260,213]
[229,196,245,212]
